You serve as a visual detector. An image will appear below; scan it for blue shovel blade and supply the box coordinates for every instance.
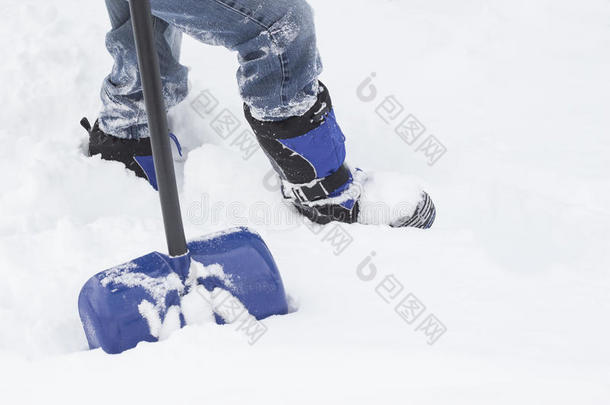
[78,227,288,354]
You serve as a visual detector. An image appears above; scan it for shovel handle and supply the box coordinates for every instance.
[129,0,188,257]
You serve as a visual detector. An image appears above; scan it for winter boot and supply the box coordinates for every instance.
[245,83,436,229]
[80,117,181,190]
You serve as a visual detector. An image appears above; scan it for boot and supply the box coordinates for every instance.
[245,83,436,229]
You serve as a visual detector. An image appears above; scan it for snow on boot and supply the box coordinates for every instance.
[245,83,436,229]
[81,117,182,190]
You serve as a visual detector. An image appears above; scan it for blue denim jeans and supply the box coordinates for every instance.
[101,0,323,139]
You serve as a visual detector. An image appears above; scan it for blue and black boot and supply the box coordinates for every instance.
[81,117,181,190]
[245,83,436,229]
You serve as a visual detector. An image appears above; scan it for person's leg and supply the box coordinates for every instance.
[146,1,352,219]
[147,0,433,228]
[93,0,434,227]
[100,0,319,130]
[99,0,188,139]
[87,0,319,180]
[147,0,321,121]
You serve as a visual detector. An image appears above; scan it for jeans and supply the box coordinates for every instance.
[101,0,323,139]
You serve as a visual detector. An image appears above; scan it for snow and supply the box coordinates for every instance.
[1,0,610,404]
[356,169,425,225]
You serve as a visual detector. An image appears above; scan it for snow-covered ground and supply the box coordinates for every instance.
[1,0,609,403]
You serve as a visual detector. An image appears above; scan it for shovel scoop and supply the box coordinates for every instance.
[78,0,288,354]
[79,227,288,354]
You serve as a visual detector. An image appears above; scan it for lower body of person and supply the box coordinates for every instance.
[81,0,436,228]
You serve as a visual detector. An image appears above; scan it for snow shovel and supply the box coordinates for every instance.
[78,0,288,354]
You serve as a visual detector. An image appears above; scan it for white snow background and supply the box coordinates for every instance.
[0,0,609,403]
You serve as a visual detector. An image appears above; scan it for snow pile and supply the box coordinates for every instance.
[97,259,254,341]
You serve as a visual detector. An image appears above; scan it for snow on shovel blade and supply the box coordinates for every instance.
[78,227,288,354]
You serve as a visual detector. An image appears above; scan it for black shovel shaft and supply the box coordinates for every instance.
[129,0,188,257]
